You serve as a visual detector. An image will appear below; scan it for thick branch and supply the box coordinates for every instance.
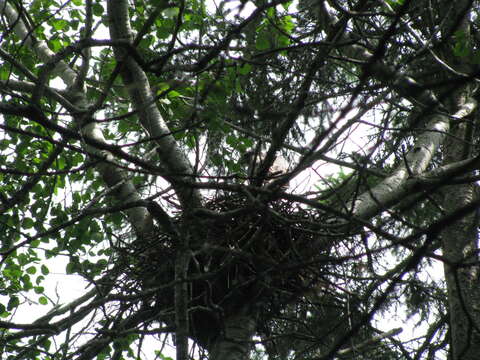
[353,99,476,218]
[107,0,202,209]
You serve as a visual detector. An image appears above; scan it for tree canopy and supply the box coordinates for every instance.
[1,0,480,359]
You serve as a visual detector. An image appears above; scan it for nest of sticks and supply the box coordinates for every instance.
[117,192,330,347]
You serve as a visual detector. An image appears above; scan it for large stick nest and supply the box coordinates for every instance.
[117,193,334,347]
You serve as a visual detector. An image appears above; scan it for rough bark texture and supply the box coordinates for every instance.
[441,93,480,359]
[106,0,202,209]
[437,2,480,357]
[209,308,257,360]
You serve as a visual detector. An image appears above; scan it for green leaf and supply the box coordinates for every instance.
[41,264,50,275]
[7,296,19,310]
[70,19,80,31]
[40,339,51,350]
[97,259,108,267]
[26,266,36,275]
[238,63,252,75]
[51,19,68,31]
[18,253,29,266]
[57,157,66,170]
[38,296,48,305]
[92,3,104,16]
[163,7,179,18]
[0,68,9,81]
[168,90,180,98]
[23,217,34,229]
[280,15,294,34]
[156,82,170,94]
[22,274,33,290]
[385,0,405,6]
[157,353,174,360]
[226,135,238,147]
[66,262,76,274]
[186,134,196,148]
[281,1,292,10]
[49,38,62,52]
[256,33,270,50]
[453,30,470,57]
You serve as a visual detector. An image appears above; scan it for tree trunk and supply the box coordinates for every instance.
[441,186,480,359]
[441,91,480,359]
[208,308,256,360]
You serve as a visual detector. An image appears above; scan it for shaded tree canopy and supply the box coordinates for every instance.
[2,0,480,359]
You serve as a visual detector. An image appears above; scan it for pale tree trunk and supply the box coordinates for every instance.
[441,91,480,359]
[441,179,480,360]
[209,307,257,360]
[106,0,202,209]
[437,2,480,358]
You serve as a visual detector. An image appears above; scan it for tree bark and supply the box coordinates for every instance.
[209,307,256,360]
[106,0,202,209]
[441,92,480,360]
[435,3,480,357]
